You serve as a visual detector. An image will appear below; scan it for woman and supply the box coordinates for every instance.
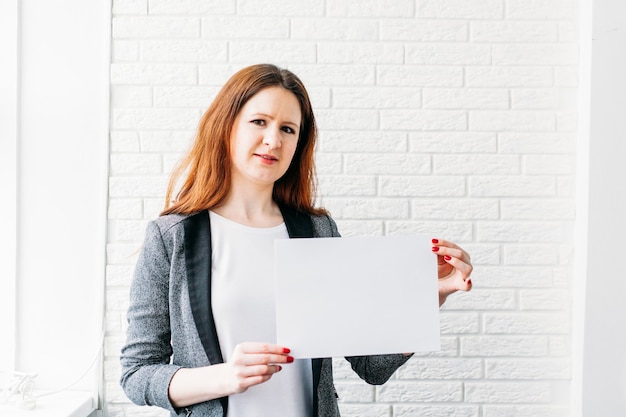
[120,64,473,417]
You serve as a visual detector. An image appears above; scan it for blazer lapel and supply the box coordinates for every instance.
[183,211,224,365]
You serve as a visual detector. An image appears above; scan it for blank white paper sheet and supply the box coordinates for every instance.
[275,235,440,359]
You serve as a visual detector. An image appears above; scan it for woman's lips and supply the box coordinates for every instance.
[255,153,278,163]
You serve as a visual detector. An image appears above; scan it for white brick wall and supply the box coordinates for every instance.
[106,0,579,415]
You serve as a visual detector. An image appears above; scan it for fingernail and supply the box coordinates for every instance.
[432,239,439,244]
[444,255,451,261]
[467,279,472,286]
[283,347,291,354]
[432,246,439,252]
[287,356,294,363]
[277,365,282,371]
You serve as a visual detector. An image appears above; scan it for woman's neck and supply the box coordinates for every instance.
[212,187,283,228]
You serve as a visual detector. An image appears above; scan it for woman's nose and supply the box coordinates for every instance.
[263,128,281,149]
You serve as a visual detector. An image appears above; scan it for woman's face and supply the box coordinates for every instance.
[229,86,301,191]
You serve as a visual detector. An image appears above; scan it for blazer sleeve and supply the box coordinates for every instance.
[120,220,181,414]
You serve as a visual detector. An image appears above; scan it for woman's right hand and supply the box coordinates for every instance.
[226,342,294,394]
[168,342,293,408]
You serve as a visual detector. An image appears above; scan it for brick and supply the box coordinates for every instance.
[469,110,555,132]
[381,110,467,131]
[328,0,414,17]
[315,153,343,174]
[324,198,409,219]
[493,44,579,66]
[107,288,131,312]
[334,87,422,109]
[395,358,483,379]
[381,20,467,41]
[291,18,379,41]
[483,312,570,334]
[113,0,147,15]
[140,40,227,62]
[110,153,162,175]
[423,88,509,110]
[418,0,504,19]
[470,176,556,197]
[501,199,575,220]
[410,198,499,220]
[511,89,558,109]
[376,381,463,402]
[319,131,407,153]
[548,336,571,357]
[442,289,516,311]
[434,154,520,175]
[111,63,197,85]
[148,0,234,15]
[556,111,578,131]
[144,198,166,219]
[464,381,551,403]
[503,244,560,265]
[470,22,558,43]
[110,131,140,152]
[498,132,575,154]
[466,67,553,87]
[317,175,377,197]
[112,40,139,62]
[109,175,169,198]
[478,221,564,243]
[153,86,218,108]
[202,17,289,39]
[485,358,571,379]
[111,86,153,108]
[439,312,480,334]
[460,335,548,357]
[289,64,376,86]
[239,0,324,16]
[113,108,200,130]
[229,41,316,64]
[385,221,473,242]
[506,0,577,19]
[475,266,554,288]
[112,16,200,38]
[409,132,497,153]
[106,265,135,287]
[140,131,195,152]
[108,198,143,220]
[462,243,501,265]
[114,219,151,241]
[406,44,491,65]
[319,42,403,64]
[555,66,579,87]
[378,65,463,87]
[519,289,571,310]
[483,405,569,417]
[315,109,379,130]
[346,153,430,175]
[525,154,574,175]
[394,405,479,417]
[198,64,245,86]
[332,220,384,237]
[338,404,391,417]
[334,381,375,402]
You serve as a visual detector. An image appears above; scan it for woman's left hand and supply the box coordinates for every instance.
[431,238,473,306]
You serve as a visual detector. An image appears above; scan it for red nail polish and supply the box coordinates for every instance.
[287,356,294,363]
[432,246,439,252]
[432,239,439,244]
[444,255,451,261]
[283,347,291,354]
[467,279,472,286]
[277,365,282,371]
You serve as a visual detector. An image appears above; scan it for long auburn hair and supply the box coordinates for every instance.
[161,64,327,216]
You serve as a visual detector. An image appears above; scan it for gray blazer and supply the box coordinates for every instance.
[120,206,411,416]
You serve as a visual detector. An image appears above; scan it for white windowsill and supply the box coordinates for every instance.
[0,390,95,417]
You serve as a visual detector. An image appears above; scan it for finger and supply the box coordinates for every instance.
[234,363,284,379]
[236,342,291,355]
[233,353,295,366]
[443,255,473,279]
[432,243,471,264]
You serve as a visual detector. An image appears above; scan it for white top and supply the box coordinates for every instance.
[209,211,313,417]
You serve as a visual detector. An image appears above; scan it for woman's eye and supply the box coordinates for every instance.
[251,119,265,126]
[282,126,295,134]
